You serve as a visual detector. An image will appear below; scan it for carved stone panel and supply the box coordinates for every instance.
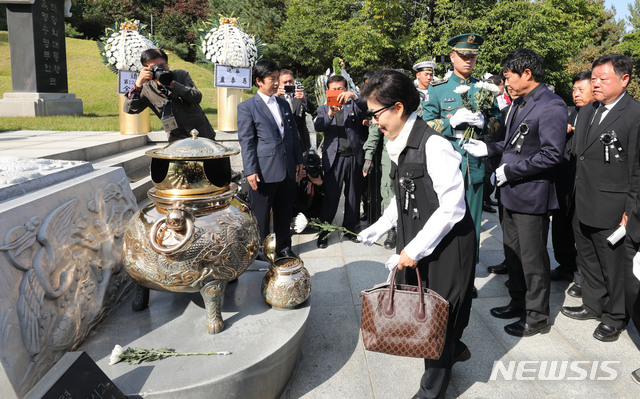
[0,166,137,398]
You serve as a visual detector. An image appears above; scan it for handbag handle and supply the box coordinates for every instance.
[384,267,427,321]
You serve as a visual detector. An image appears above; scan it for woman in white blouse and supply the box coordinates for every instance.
[359,69,476,399]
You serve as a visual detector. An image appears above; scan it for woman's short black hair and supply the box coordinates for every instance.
[360,69,420,116]
[253,59,280,86]
[502,48,544,83]
[140,48,168,66]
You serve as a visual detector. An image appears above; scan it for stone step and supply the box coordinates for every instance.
[45,133,150,162]
[91,144,162,204]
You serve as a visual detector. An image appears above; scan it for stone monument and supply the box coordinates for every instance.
[0,0,83,116]
[0,157,136,397]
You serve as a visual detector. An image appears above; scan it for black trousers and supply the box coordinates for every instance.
[551,208,577,270]
[320,155,361,231]
[249,176,295,252]
[405,212,475,399]
[573,218,628,329]
[503,208,551,324]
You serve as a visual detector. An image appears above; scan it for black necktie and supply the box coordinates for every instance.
[586,106,606,142]
[509,98,526,129]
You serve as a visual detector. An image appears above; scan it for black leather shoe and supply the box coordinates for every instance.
[490,303,523,319]
[453,342,471,364]
[360,211,368,221]
[561,305,600,321]
[482,202,497,213]
[632,368,640,385]
[384,227,397,249]
[550,266,574,281]
[276,248,298,259]
[255,251,269,262]
[504,320,550,337]
[317,232,328,248]
[487,262,508,274]
[593,322,622,342]
[505,279,510,288]
[567,283,582,298]
[488,198,499,206]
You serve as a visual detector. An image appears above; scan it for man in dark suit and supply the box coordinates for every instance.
[237,59,304,259]
[314,75,368,248]
[277,69,316,152]
[561,54,640,342]
[464,48,566,337]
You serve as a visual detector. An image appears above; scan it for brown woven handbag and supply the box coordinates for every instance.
[359,267,449,359]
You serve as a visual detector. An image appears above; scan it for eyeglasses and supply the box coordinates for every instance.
[367,104,394,121]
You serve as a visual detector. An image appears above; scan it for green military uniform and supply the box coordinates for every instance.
[422,33,502,263]
[363,124,392,210]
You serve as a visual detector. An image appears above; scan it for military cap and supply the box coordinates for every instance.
[413,61,437,73]
[448,33,484,55]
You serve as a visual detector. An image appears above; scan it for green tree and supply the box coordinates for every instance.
[207,0,286,46]
[628,0,640,29]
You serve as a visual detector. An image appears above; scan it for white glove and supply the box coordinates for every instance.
[469,111,485,129]
[358,220,391,246]
[449,108,473,128]
[449,108,485,129]
[633,251,640,282]
[496,164,507,186]
[384,254,401,283]
[462,138,488,157]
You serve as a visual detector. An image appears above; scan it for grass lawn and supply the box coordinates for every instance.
[0,31,254,132]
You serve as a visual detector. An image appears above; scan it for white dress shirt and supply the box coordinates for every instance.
[257,91,284,137]
[593,91,625,124]
[379,126,466,261]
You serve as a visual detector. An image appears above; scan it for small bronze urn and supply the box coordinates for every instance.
[122,130,260,333]
[261,256,311,309]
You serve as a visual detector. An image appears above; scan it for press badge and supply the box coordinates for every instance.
[161,115,178,132]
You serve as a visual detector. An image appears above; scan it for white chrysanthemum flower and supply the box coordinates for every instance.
[109,345,124,365]
[454,85,471,94]
[483,82,501,96]
[294,213,309,233]
[201,22,259,67]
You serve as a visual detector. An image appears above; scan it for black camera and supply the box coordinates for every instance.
[151,65,174,86]
[284,85,296,94]
[304,148,322,179]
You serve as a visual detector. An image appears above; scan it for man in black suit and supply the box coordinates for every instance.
[277,69,316,152]
[464,48,566,337]
[237,60,304,259]
[561,54,640,342]
[314,75,368,248]
[551,71,596,297]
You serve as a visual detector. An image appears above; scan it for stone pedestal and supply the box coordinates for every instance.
[0,162,137,397]
[0,92,83,116]
[79,268,309,398]
[118,94,151,135]
[0,0,84,116]
[217,87,243,132]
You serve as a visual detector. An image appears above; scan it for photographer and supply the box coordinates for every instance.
[277,69,316,152]
[124,48,216,142]
[293,149,325,219]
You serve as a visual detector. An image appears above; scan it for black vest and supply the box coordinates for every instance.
[390,121,442,253]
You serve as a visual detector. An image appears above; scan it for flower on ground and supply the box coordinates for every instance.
[109,345,231,365]
[294,213,309,233]
[109,344,124,365]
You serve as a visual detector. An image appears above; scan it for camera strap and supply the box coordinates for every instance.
[161,89,178,133]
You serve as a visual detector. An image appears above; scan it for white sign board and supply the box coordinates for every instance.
[118,70,139,94]
[214,64,252,89]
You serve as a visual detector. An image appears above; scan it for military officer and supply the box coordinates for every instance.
[423,33,502,265]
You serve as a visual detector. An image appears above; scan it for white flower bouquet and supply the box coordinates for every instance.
[97,20,157,74]
[197,17,264,67]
